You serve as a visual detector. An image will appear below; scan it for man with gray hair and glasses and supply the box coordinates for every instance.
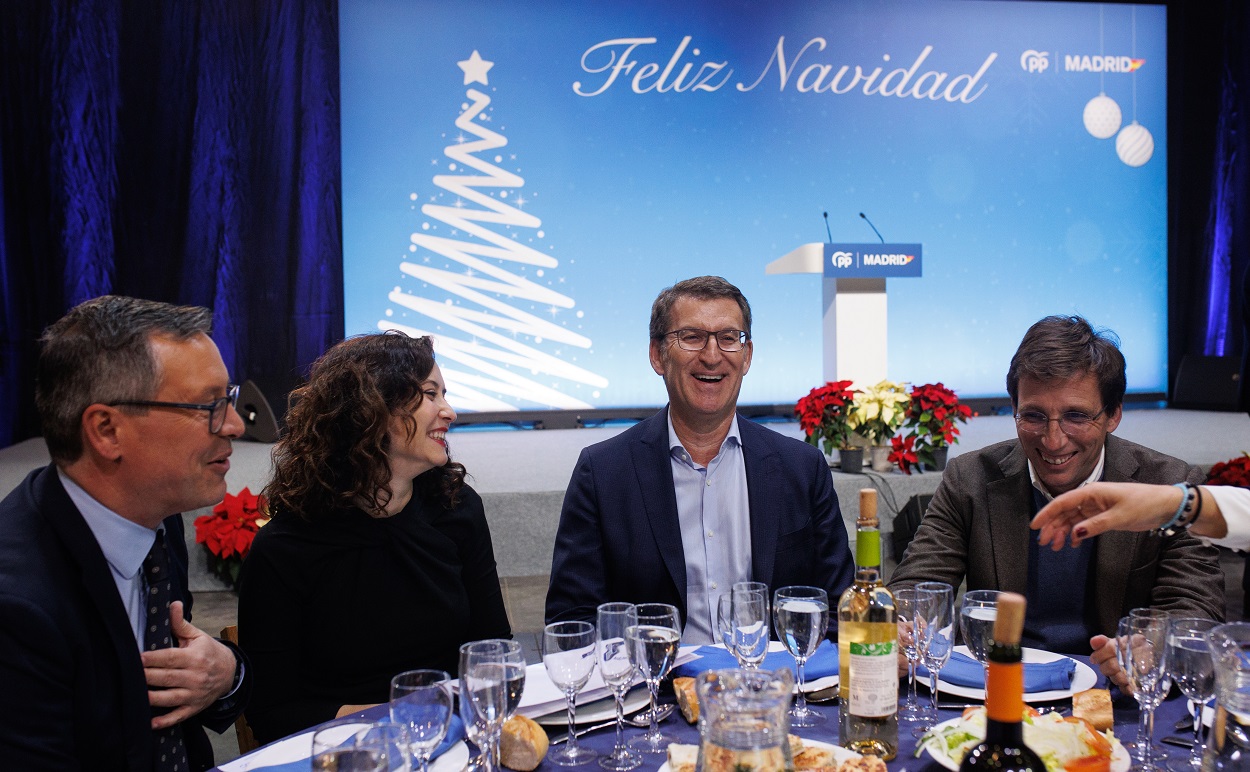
[545,275,854,642]
[0,295,251,770]
[889,314,1223,690]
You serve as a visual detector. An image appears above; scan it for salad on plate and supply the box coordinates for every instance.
[918,706,1126,772]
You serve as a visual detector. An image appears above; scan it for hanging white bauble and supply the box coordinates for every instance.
[1116,122,1154,167]
[1083,94,1122,139]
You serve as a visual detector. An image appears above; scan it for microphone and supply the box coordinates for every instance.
[822,211,833,244]
[859,212,885,244]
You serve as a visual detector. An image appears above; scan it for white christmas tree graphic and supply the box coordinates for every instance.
[378,50,608,411]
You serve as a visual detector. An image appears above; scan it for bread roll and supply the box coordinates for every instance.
[667,743,698,772]
[674,676,699,723]
[499,714,548,771]
[1072,688,1114,732]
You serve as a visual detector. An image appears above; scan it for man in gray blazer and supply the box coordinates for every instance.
[889,315,1223,690]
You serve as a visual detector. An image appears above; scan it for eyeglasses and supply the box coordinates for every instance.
[109,383,241,434]
[1014,407,1106,435]
[664,328,749,352]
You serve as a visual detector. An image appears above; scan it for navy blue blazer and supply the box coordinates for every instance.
[545,409,855,629]
[0,466,248,771]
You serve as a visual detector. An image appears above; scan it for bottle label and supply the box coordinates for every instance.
[985,661,1024,723]
[848,640,897,717]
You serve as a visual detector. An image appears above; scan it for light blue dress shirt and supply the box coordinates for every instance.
[668,414,753,644]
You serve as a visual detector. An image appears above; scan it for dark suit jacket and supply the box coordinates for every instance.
[888,434,1225,641]
[545,409,855,628]
[0,466,249,771]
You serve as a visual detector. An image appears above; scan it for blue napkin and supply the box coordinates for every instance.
[672,640,840,681]
[247,714,465,772]
[916,651,1076,692]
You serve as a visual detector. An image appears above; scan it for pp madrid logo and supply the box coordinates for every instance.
[831,251,854,269]
[1020,50,1050,73]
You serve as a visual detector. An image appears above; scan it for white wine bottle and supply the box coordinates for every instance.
[958,593,1045,772]
[838,488,898,760]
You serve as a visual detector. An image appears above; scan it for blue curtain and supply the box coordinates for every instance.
[0,0,342,448]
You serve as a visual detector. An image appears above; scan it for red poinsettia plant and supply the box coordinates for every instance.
[795,380,859,454]
[1207,453,1250,487]
[193,486,269,590]
[896,382,974,474]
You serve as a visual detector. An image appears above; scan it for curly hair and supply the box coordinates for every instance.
[264,333,465,519]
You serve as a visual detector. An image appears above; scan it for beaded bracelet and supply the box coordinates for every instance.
[1179,485,1205,531]
[1157,482,1198,537]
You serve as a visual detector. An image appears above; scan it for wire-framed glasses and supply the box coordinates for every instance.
[664,328,749,352]
[1014,406,1106,435]
[109,383,240,433]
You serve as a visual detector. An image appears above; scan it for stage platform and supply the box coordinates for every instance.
[2,407,1248,589]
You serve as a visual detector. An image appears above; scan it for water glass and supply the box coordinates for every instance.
[597,602,642,771]
[773,585,829,728]
[1206,622,1250,771]
[311,718,388,772]
[1167,618,1217,771]
[958,589,1001,686]
[718,587,769,669]
[894,587,924,723]
[916,581,955,733]
[1117,613,1170,771]
[543,620,599,766]
[626,603,682,754]
[390,669,454,772]
[460,640,523,772]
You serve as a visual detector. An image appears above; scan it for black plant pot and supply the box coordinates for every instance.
[838,447,864,474]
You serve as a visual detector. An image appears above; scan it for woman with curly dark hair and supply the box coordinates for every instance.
[237,332,510,745]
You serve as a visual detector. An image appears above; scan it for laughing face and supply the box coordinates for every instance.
[1015,373,1121,496]
[649,295,752,434]
[388,363,457,480]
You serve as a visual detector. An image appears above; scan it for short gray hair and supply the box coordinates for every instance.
[648,276,752,341]
[36,295,213,463]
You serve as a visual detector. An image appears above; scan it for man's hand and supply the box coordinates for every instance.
[142,601,239,729]
[1089,634,1130,694]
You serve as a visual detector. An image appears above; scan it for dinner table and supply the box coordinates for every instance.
[213,651,1203,771]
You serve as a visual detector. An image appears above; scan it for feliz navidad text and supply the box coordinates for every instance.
[573,36,998,103]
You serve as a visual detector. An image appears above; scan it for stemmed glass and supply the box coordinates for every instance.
[1166,618,1217,771]
[717,587,769,669]
[543,620,599,766]
[626,603,682,754]
[958,589,1001,687]
[895,587,925,724]
[597,602,643,771]
[1117,613,1171,771]
[773,585,830,728]
[915,581,955,734]
[460,639,525,772]
[389,669,454,772]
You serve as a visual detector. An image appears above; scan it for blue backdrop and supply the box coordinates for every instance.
[341,0,1168,411]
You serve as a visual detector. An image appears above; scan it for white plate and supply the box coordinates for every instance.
[657,738,858,772]
[937,646,1097,702]
[219,731,469,772]
[690,642,839,694]
[534,686,652,726]
[922,716,1128,772]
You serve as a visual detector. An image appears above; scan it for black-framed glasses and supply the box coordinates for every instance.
[109,383,241,434]
[663,328,749,352]
[1014,407,1106,436]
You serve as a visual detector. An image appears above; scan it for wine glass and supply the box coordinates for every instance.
[1166,617,1217,771]
[355,722,412,772]
[460,640,522,772]
[389,669,454,772]
[311,718,388,772]
[1117,614,1170,771]
[597,602,642,771]
[773,585,830,728]
[894,587,924,723]
[718,588,769,669]
[543,620,599,766]
[958,589,1001,687]
[915,581,955,734]
[626,603,682,754]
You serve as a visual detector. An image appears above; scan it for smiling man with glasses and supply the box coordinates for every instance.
[889,314,1223,690]
[0,295,251,769]
[545,276,854,642]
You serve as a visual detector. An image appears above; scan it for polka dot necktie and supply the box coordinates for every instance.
[144,529,189,772]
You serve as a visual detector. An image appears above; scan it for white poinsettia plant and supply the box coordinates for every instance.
[847,379,911,445]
